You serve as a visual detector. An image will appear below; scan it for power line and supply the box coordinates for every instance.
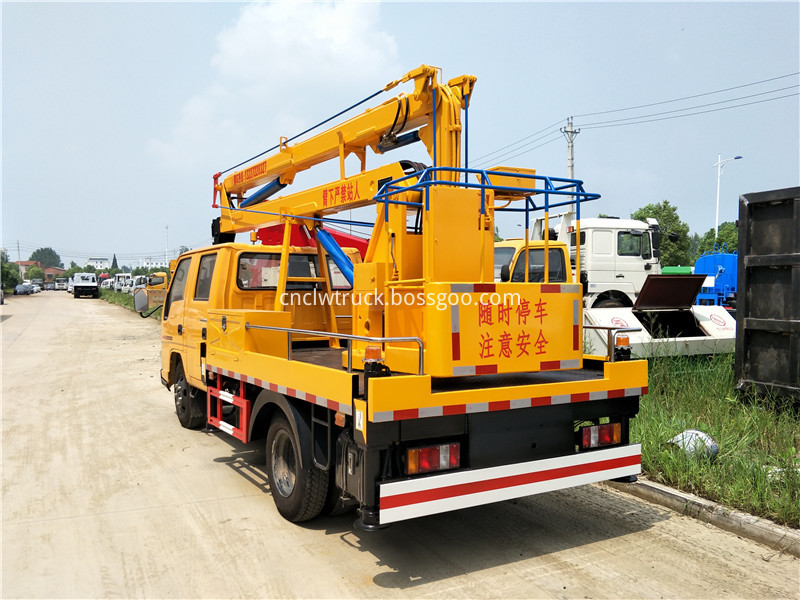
[473,134,562,169]
[573,71,799,118]
[469,118,564,164]
[474,72,799,166]
[578,92,799,130]
[576,85,798,128]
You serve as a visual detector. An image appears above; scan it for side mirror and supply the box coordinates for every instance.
[133,288,150,313]
[668,232,679,242]
[500,263,511,282]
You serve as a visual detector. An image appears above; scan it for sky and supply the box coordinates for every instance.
[2,1,798,268]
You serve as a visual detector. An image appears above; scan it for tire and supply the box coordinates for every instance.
[594,298,624,308]
[266,413,327,522]
[173,362,206,429]
[73,291,79,298]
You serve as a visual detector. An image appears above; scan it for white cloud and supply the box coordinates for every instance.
[149,1,399,173]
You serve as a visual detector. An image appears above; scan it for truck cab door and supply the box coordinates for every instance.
[183,252,218,390]
[615,230,656,295]
[162,257,193,382]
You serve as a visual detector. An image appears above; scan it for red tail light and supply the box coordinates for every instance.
[407,443,461,475]
[580,423,621,449]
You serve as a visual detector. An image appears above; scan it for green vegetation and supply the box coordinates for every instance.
[29,247,64,269]
[634,353,800,528]
[631,200,692,266]
[2,250,22,290]
[696,221,738,256]
[100,288,161,320]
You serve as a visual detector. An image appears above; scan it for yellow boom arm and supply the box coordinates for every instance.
[214,65,476,234]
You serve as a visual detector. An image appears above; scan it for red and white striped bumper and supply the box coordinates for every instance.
[379,443,641,524]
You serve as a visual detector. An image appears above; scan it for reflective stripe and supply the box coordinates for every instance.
[379,444,641,524]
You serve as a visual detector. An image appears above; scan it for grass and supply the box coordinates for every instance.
[633,353,800,528]
[100,289,162,320]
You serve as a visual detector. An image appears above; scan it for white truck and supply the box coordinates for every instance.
[524,212,735,357]
[113,273,131,292]
[532,212,670,308]
[72,272,99,298]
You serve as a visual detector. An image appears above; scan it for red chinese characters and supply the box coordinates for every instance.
[476,298,549,359]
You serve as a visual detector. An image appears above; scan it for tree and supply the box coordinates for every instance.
[26,266,45,281]
[29,247,63,269]
[1,251,21,289]
[111,254,118,270]
[688,233,702,262]
[494,226,503,242]
[631,200,692,266]
[697,221,738,256]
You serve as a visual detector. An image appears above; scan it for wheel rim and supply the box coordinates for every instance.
[271,430,297,498]
[174,377,189,418]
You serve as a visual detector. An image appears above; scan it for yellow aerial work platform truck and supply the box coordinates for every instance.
[136,65,647,529]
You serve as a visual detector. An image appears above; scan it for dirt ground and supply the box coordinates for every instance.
[2,292,798,599]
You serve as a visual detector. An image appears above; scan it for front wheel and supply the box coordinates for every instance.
[266,413,327,522]
[594,298,624,308]
[173,363,206,429]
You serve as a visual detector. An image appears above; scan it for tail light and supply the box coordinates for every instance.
[580,422,621,449]
[407,443,460,475]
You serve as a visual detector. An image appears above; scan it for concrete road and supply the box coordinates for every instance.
[2,292,798,599]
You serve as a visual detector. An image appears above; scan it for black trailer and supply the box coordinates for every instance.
[735,186,800,402]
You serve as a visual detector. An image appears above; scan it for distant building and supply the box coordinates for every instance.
[14,260,42,279]
[138,259,169,269]
[44,267,66,282]
[86,257,110,270]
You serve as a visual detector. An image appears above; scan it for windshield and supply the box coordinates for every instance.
[494,247,516,281]
[510,248,567,283]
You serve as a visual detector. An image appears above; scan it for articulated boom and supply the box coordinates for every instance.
[212,65,592,378]
[214,64,476,235]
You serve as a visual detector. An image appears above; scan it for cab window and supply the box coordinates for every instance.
[194,254,217,301]
[163,258,191,319]
[237,253,319,290]
[511,248,566,282]
[326,257,353,290]
[618,231,651,258]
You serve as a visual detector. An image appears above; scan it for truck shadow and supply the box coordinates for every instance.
[208,430,670,590]
[326,488,670,590]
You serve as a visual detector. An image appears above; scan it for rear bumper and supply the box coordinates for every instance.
[378,443,641,524]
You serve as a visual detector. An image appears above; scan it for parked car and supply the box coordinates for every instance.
[100,279,114,289]
[14,284,33,295]
[45,282,56,291]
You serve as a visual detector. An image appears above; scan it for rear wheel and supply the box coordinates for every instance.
[173,362,206,429]
[266,413,327,522]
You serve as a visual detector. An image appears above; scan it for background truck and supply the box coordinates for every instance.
[138,65,646,529]
[73,272,99,298]
[530,212,673,308]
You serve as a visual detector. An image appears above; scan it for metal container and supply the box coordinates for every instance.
[735,186,800,401]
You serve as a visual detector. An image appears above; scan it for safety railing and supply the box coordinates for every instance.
[244,323,425,375]
[372,166,600,222]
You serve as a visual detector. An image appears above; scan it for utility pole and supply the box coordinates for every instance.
[561,117,580,180]
[561,117,580,215]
